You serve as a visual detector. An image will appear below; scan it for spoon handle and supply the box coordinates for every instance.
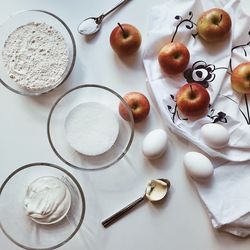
[102,196,144,228]
[103,0,132,18]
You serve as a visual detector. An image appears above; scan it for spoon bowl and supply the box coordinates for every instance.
[102,178,171,228]
[145,179,170,202]
[78,17,102,36]
[78,0,131,36]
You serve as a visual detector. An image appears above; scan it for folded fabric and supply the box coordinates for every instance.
[143,0,250,162]
[143,0,250,237]
[195,160,250,237]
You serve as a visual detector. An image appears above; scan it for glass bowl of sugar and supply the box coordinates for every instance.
[47,84,134,170]
[0,10,76,96]
[0,162,85,250]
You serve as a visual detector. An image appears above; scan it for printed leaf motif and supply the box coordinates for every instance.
[171,11,196,42]
[186,24,192,29]
[164,95,188,123]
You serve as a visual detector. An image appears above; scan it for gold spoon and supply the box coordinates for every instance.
[102,178,171,228]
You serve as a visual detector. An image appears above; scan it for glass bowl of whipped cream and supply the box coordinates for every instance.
[47,84,134,171]
[0,162,85,250]
[0,10,76,96]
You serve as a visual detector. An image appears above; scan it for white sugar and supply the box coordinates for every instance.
[65,102,119,156]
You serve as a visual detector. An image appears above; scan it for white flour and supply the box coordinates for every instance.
[65,102,120,156]
[2,22,69,91]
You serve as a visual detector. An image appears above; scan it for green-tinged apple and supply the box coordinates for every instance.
[119,92,150,123]
[110,23,141,56]
[231,62,250,94]
[158,42,190,75]
[176,83,210,118]
[197,8,231,42]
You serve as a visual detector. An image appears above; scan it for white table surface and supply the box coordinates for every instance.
[1,0,250,249]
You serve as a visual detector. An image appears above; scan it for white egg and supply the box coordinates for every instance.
[201,123,230,149]
[142,129,168,159]
[183,152,214,180]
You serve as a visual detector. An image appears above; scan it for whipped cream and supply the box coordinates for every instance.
[24,176,71,224]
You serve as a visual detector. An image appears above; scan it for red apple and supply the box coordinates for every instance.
[119,92,150,123]
[158,42,190,75]
[231,62,250,94]
[176,83,210,118]
[197,8,231,42]
[110,23,141,56]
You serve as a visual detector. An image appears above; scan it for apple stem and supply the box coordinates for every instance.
[219,14,223,22]
[117,22,128,38]
[244,94,250,124]
[189,83,194,95]
[190,84,193,92]
[188,83,196,99]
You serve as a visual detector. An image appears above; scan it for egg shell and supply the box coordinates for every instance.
[142,129,168,159]
[201,123,230,149]
[183,152,214,180]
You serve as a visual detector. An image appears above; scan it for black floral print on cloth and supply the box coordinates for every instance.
[225,31,250,124]
[164,12,229,124]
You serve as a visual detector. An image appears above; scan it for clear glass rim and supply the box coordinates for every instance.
[47,84,135,171]
[0,9,77,96]
[0,162,86,250]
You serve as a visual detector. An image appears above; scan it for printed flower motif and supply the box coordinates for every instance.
[184,61,216,88]
[207,106,227,123]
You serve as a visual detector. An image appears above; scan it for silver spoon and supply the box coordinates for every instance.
[78,0,132,36]
[102,178,171,228]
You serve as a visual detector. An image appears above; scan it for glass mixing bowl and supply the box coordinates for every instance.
[0,10,76,96]
[0,162,85,250]
[47,84,134,171]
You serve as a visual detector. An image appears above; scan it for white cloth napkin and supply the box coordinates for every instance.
[143,0,250,237]
[143,0,250,162]
[195,160,250,237]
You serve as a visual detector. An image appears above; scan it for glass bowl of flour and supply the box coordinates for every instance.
[0,10,76,96]
[0,162,85,249]
[47,84,135,170]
